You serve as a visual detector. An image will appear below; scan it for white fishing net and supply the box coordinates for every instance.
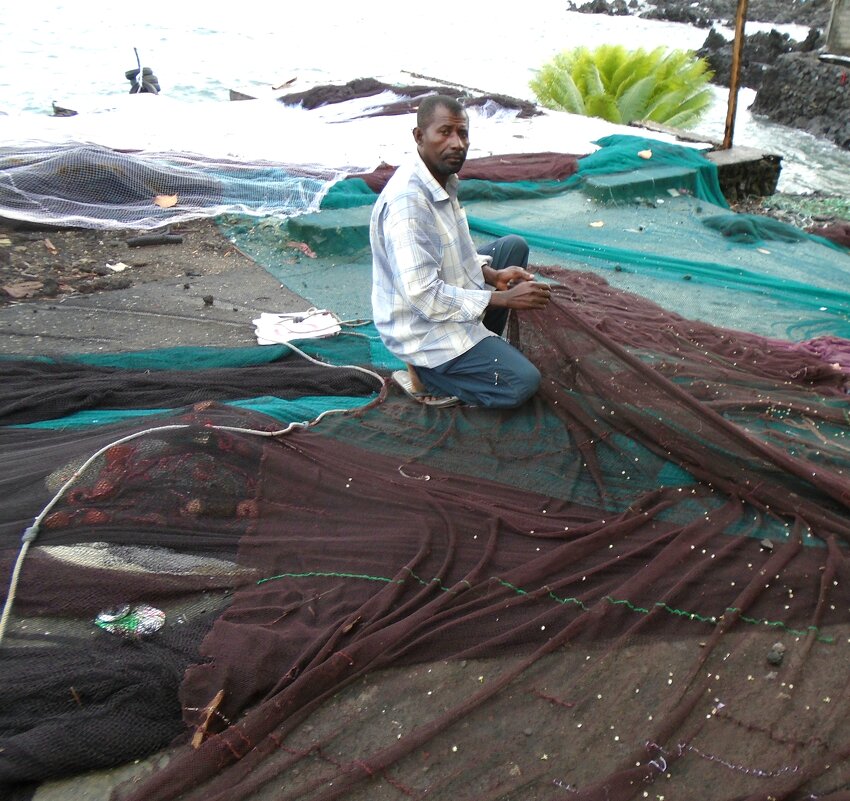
[0,143,354,230]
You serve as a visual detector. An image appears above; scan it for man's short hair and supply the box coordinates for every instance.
[416,94,466,129]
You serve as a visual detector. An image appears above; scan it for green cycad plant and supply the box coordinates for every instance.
[529,44,714,128]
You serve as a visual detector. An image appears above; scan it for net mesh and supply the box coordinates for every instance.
[223,136,850,344]
[0,344,381,427]
[3,136,850,801]
[0,143,353,230]
[2,267,850,800]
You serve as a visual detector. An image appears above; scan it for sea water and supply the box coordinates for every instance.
[0,0,847,194]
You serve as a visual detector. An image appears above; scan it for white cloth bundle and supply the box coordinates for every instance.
[253,309,342,345]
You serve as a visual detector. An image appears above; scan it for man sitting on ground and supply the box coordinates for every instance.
[370,94,551,408]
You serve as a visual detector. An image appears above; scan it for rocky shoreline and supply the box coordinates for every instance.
[569,0,850,150]
[571,0,832,28]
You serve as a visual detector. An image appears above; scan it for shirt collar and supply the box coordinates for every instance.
[413,150,458,202]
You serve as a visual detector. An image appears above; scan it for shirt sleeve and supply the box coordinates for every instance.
[382,193,492,324]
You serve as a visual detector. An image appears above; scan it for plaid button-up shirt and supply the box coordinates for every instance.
[370,152,495,368]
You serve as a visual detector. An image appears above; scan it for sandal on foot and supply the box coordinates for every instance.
[391,369,460,408]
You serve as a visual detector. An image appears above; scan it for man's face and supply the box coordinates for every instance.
[414,106,470,186]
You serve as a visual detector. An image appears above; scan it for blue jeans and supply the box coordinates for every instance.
[417,336,541,408]
[416,235,541,409]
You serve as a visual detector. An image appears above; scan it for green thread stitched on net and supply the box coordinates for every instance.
[255,570,834,643]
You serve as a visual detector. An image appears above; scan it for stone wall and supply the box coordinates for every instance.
[704,147,783,202]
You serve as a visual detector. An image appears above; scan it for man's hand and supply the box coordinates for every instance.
[485,265,535,291]
[489,280,551,309]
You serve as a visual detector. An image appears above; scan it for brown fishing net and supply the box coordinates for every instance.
[354,153,580,194]
[2,266,850,800]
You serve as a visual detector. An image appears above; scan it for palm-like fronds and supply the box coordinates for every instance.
[529,44,714,129]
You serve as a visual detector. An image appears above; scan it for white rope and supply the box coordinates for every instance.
[0,540,31,644]
[284,339,385,386]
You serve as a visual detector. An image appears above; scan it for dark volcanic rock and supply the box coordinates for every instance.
[750,52,850,149]
[642,3,714,28]
[571,0,831,28]
[568,0,631,16]
[638,0,830,28]
[698,26,824,88]
[278,77,540,119]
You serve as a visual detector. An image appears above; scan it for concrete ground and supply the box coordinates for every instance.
[0,218,308,358]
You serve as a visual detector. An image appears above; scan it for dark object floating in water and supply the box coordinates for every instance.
[126,66,160,94]
[126,47,160,94]
[51,101,77,118]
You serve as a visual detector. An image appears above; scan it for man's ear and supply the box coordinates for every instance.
[412,126,423,145]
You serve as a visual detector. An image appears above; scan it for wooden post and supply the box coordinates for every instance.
[723,0,749,149]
